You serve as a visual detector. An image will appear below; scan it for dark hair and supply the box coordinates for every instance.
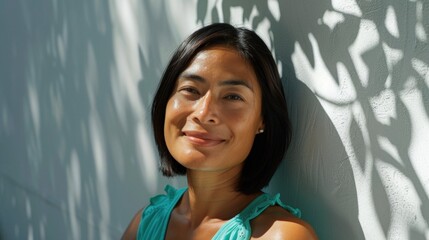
[151,23,291,194]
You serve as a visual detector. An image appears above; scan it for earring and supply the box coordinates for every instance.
[257,129,264,134]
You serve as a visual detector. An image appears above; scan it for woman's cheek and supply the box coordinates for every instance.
[165,96,192,127]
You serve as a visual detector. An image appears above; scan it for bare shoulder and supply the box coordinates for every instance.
[121,208,143,240]
[250,206,318,240]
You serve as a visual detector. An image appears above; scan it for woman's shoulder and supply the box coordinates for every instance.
[121,208,143,240]
[250,205,318,240]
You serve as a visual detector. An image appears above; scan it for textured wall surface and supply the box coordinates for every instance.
[1,0,428,239]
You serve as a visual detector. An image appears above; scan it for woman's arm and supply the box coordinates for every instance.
[121,209,143,240]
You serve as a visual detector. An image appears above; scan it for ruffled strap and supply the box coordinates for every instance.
[241,193,301,221]
[137,185,187,240]
[143,185,184,215]
[149,185,181,204]
[212,193,301,240]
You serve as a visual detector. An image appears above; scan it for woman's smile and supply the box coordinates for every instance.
[182,130,226,147]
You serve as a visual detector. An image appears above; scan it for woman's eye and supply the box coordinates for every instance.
[180,87,199,95]
[224,94,243,101]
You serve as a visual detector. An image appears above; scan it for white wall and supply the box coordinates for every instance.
[0,0,428,239]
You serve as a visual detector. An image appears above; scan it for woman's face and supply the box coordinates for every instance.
[164,46,264,172]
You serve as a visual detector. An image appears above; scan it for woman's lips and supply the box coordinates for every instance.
[182,131,225,147]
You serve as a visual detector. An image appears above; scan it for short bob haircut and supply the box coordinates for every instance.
[151,23,291,194]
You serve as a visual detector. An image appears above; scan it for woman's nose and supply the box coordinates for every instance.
[191,92,219,124]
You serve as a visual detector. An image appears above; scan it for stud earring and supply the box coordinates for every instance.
[257,129,264,134]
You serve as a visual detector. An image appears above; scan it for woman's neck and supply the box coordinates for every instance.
[176,166,261,228]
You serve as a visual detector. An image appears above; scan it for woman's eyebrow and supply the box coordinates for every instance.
[179,73,253,91]
[219,79,253,91]
[179,73,205,83]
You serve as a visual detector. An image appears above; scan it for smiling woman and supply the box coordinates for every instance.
[164,46,264,173]
[122,23,317,240]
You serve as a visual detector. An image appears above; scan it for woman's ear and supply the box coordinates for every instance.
[256,122,265,134]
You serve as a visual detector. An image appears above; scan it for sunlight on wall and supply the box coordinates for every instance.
[86,45,111,239]
[349,20,380,88]
[331,0,362,17]
[291,0,429,237]
[136,123,158,194]
[401,80,429,194]
[416,1,428,42]
[385,6,400,38]
[321,10,345,31]
[66,150,82,240]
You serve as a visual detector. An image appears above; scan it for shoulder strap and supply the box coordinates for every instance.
[240,193,301,222]
[212,193,301,240]
[137,185,187,240]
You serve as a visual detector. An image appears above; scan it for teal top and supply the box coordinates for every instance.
[137,185,301,240]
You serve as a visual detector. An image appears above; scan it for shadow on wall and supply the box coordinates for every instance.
[1,0,124,238]
[0,0,183,239]
[198,0,429,239]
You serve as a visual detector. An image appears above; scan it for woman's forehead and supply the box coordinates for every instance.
[187,46,253,73]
